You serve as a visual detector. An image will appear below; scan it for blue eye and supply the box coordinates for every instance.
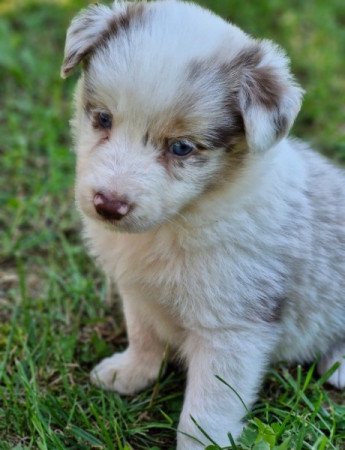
[169,140,195,156]
[98,112,112,129]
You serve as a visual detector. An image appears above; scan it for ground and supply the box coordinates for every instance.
[0,0,344,449]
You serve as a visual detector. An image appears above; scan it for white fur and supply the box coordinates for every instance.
[62,1,345,448]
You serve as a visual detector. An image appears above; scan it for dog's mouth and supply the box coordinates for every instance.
[93,209,164,234]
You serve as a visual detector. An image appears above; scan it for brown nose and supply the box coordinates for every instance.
[94,193,131,221]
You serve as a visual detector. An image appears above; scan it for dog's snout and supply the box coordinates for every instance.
[94,193,131,221]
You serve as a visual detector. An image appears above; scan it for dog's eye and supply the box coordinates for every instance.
[169,140,195,157]
[97,112,112,129]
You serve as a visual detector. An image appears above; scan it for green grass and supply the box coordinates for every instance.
[0,0,344,449]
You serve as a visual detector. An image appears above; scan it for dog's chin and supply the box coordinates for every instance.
[87,212,165,234]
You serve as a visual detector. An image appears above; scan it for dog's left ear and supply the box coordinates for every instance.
[61,4,119,79]
[236,40,304,152]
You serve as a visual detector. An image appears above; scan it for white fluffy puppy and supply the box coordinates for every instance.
[61,1,345,448]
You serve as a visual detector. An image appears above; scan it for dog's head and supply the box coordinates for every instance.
[62,0,303,232]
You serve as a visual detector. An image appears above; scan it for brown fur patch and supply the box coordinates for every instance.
[242,65,283,110]
[96,3,146,50]
[64,3,146,76]
[229,45,284,111]
[203,138,249,193]
[155,115,193,143]
[207,110,244,150]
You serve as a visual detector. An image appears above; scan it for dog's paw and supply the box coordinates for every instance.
[90,350,161,395]
[318,344,345,389]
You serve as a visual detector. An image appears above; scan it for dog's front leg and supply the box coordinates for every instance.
[177,328,275,449]
[91,296,165,395]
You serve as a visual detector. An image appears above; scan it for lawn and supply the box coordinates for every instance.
[0,0,344,449]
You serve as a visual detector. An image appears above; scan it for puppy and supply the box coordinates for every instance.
[61,1,345,448]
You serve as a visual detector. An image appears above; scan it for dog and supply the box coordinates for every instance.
[61,1,345,448]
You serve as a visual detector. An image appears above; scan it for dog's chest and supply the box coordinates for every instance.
[102,229,234,325]
[88,220,288,328]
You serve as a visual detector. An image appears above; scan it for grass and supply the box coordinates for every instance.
[0,0,344,448]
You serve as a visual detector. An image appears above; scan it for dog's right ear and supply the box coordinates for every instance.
[61,4,117,79]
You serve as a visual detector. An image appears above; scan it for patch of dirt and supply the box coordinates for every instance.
[78,316,127,345]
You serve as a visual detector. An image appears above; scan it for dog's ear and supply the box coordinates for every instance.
[236,41,304,152]
[61,4,118,79]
